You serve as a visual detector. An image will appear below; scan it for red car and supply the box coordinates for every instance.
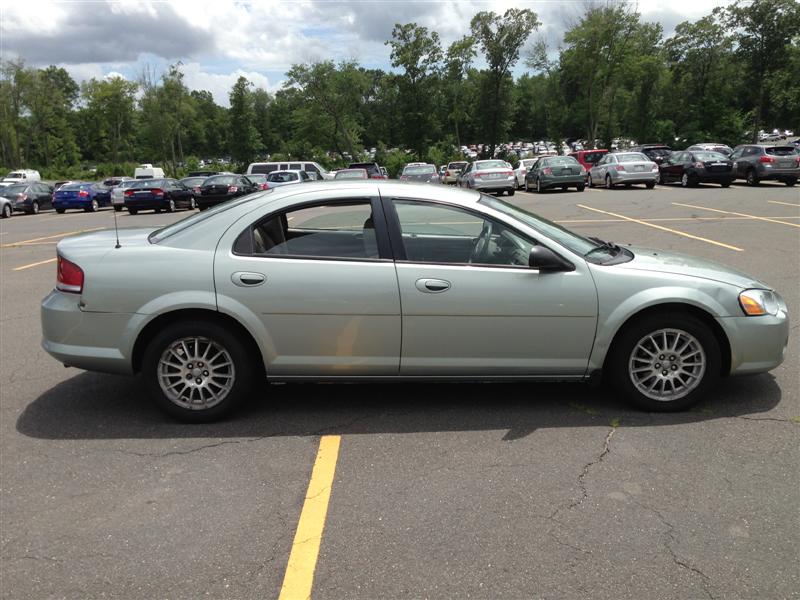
[569,149,609,177]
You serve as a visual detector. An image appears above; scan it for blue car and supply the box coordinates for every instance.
[53,182,110,213]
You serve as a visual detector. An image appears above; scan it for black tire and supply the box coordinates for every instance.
[720,180,731,188]
[114,205,124,212]
[658,172,667,185]
[154,208,162,214]
[141,320,257,422]
[1,204,11,218]
[645,181,655,189]
[55,208,65,214]
[507,189,515,196]
[785,178,797,187]
[746,170,759,186]
[587,174,594,188]
[128,208,138,215]
[189,197,196,210]
[577,184,585,192]
[536,178,545,193]
[609,312,721,412]
[166,198,175,213]
[624,183,632,188]
[605,175,614,189]
[524,179,530,192]
[198,205,207,211]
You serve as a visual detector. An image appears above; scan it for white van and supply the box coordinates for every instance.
[247,161,331,180]
[1,169,41,187]
[134,164,165,179]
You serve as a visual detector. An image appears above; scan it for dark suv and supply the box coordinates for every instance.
[730,145,799,186]
[347,162,386,179]
[629,145,672,165]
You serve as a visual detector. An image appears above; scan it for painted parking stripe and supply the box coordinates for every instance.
[12,257,57,271]
[279,435,341,600]
[576,204,743,251]
[673,202,800,229]
[768,200,800,208]
[0,227,103,248]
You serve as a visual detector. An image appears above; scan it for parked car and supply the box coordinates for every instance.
[0,182,54,214]
[730,145,799,186]
[0,195,11,218]
[380,166,389,178]
[348,162,386,179]
[41,181,789,422]
[588,152,658,189]
[0,169,41,188]
[110,180,141,212]
[334,168,369,180]
[458,160,516,195]
[686,143,733,157]
[247,161,330,180]
[179,176,209,196]
[197,175,260,210]
[53,182,110,213]
[187,170,226,177]
[443,161,468,185]
[658,151,734,187]
[399,163,440,183]
[265,170,312,188]
[514,158,540,189]
[123,178,196,214]
[568,150,609,177]
[241,174,269,190]
[629,145,672,165]
[134,164,165,179]
[525,156,586,193]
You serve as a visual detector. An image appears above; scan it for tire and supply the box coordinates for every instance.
[167,199,175,213]
[645,181,655,189]
[658,172,667,185]
[155,208,162,214]
[141,320,257,422]
[609,312,721,412]
[605,175,614,189]
[587,174,594,188]
[577,184,585,192]
[114,205,124,212]
[524,179,530,192]
[89,199,99,212]
[785,178,797,187]
[681,173,695,188]
[128,208,138,215]
[30,201,40,215]
[1,204,11,218]
[624,183,632,188]
[56,208,65,214]
[189,197,196,210]
[746,170,759,186]
[198,205,207,211]
[720,180,731,188]
[536,178,544,193]
[507,189,515,196]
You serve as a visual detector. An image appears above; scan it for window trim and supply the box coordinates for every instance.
[231,196,393,262]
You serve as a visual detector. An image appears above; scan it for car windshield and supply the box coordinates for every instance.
[61,183,92,191]
[617,153,649,163]
[204,175,237,186]
[583,151,607,164]
[181,177,207,187]
[765,146,795,156]
[5,172,24,178]
[131,179,167,189]
[404,165,435,175]
[2,185,26,194]
[149,192,270,243]
[694,152,727,161]
[475,160,508,170]
[479,194,600,257]
[267,172,299,182]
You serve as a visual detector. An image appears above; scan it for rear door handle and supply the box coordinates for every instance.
[415,278,451,293]
[232,272,266,287]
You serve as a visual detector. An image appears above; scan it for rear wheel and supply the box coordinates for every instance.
[55,208,65,214]
[128,208,138,215]
[587,174,594,188]
[785,178,797,187]
[609,312,720,412]
[681,173,690,187]
[658,172,667,185]
[141,320,257,422]
[536,178,544,193]
[189,197,196,210]
[114,205,123,212]
[720,180,731,188]
[30,201,40,215]
[577,184,585,192]
[524,179,530,192]
[645,181,655,189]
[746,169,759,186]
[507,188,515,196]
[89,199,99,212]
[167,199,176,213]
[1,204,11,218]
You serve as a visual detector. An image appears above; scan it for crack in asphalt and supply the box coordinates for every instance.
[733,415,795,424]
[110,436,272,457]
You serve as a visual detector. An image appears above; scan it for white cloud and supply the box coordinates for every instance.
[180,63,284,106]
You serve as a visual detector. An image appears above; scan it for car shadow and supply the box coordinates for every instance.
[16,371,783,442]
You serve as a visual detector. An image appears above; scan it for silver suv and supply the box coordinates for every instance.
[730,145,799,186]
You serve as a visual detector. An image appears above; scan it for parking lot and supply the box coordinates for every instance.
[1,181,798,599]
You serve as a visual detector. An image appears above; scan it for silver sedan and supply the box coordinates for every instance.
[458,160,516,195]
[588,152,659,189]
[41,182,789,421]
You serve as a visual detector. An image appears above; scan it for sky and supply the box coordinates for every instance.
[1,0,728,106]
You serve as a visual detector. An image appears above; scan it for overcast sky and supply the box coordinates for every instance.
[2,0,727,106]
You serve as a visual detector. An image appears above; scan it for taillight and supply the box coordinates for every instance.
[124,189,134,197]
[261,183,269,190]
[151,188,164,197]
[193,186,201,194]
[615,165,626,171]
[502,170,513,177]
[694,162,704,169]
[542,167,553,175]
[228,185,238,193]
[474,171,486,178]
[56,255,84,294]
[651,163,659,172]
[759,155,775,163]
[399,175,408,181]
[445,170,451,176]
[78,190,89,197]
[18,193,28,201]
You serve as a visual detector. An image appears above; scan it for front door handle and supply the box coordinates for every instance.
[232,271,266,287]
[415,278,451,293]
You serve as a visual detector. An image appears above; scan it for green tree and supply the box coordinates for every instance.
[81,75,138,165]
[470,8,540,155]
[443,36,476,149]
[228,76,262,165]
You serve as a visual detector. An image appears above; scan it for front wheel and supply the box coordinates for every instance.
[577,184,585,192]
[605,175,614,189]
[609,313,720,412]
[785,178,797,187]
[30,201,40,215]
[114,205,124,212]
[720,180,731,188]
[524,179,530,192]
[645,181,655,189]
[746,170,759,186]
[141,320,257,422]
[1,204,11,218]
[128,208,138,215]
[587,174,594,188]
[507,188,515,196]
[55,208,66,214]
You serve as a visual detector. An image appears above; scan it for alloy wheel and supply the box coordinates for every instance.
[2,204,10,218]
[32,201,39,214]
[681,173,689,187]
[628,328,706,402]
[157,336,235,410]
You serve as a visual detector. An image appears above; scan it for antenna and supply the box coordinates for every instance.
[112,205,121,249]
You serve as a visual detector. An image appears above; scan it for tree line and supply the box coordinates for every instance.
[1,0,798,179]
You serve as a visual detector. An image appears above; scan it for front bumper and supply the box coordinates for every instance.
[717,305,790,375]
[41,290,136,375]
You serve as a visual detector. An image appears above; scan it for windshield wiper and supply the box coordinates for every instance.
[586,236,621,257]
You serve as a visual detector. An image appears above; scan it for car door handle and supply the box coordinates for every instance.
[232,272,266,287]
[415,278,451,293]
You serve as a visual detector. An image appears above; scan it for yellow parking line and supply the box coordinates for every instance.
[13,257,57,271]
[672,202,800,229]
[279,435,341,600]
[577,204,743,251]
[0,227,103,248]
[3,241,59,248]
[768,200,800,208]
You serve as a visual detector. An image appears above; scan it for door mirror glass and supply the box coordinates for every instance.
[529,245,573,272]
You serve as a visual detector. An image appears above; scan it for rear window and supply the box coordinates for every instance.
[250,164,279,174]
[765,146,795,156]
[617,153,649,163]
[349,163,379,175]
[131,179,167,189]
[403,165,436,175]
[246,174,267,183]
[335,170,367,179]
[545,157,579,166]
[5,172,24,179]
[447,162,468,169]
[2,184,26,194]
[60,183,92,191]
[475,160,508,170]
[644,148,671,158]
[267,172,299,182]
[582,151,607,164]
[181,177,207,187]
[204,175,237,186]
[694,152,727,161]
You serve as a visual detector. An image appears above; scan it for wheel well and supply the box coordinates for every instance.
[603,303,732,377]
[131,309,264,375]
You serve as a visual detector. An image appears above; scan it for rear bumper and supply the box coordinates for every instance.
[755,167,799,181]
[41,290,135,375]
[53,200,92,209]
[695,171,733,182]
[124,199,168,210]
[472,177,515,191]
[197,195,231,208]
[611,171,659,184]
[540,175,585,188]
[717,308,790,375]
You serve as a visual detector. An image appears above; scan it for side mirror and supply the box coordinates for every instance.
[529,245,573,272]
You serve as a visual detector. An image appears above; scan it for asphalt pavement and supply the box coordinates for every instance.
[1,181,798,599]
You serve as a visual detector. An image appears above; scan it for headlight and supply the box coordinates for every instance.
[739,289,778,316]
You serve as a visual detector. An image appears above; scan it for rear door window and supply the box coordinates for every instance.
[765,147,795,156]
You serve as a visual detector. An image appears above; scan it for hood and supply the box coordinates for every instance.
[615,246,769,290]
